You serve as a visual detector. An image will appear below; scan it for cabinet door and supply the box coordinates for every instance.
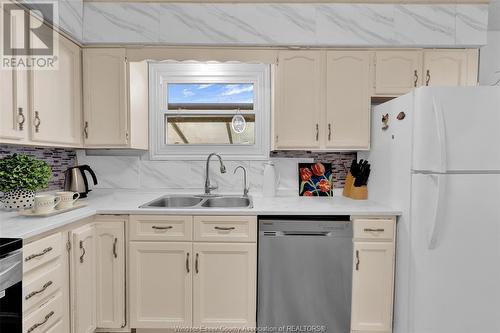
[30,34,82,146]
[0,67,23,141]
[351,242,394,332]
[423,50,469,87]
[375,50,423,95]
[95,221,125,329]
[193,243,256,328]
[70,224,96,333]
[275,51,322,149]
[326,51,371,150]
[130,242,192,328]
[83,48,128,147]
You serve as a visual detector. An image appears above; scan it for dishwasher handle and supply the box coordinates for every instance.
[282,231,331,236]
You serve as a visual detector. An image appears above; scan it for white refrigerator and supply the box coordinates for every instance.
[361,86,500,333]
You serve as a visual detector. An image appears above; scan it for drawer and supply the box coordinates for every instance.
[353,219,395,240]
[130,215,193,241]
[23,292,63,333]
[23,233,62,273]
[23,263,62,314]
[194,216,257,242]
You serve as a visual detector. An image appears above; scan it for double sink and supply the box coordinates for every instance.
[140,195,253,209]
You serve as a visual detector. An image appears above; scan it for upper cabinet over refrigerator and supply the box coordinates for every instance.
[412,87,500,173]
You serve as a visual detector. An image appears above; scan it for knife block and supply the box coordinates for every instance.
[342,172,354,197]
[349,185,368,200]
[343,172,368,200]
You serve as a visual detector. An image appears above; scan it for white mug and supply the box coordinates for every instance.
[56,191,80,209]
[34,194,61,214]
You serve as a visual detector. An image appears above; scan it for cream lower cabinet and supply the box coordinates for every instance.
[129,215,257,330]
[30,33,82,147]
[22,232,70,333]
[95,221,126,329]
[130,242,193,328]
[70,217,126,333]
[70,224,97,333]
[193,243,256,328]
[351,218,396,333]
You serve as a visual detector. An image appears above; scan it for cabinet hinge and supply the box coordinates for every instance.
[66,240,71,252]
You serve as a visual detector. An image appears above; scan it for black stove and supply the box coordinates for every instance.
[0,238,22,333]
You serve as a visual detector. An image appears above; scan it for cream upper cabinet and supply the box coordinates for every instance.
[193,242,256,328]
[30,34,82,147]
[129,241,193,328]
[83,48,148,149]
[0,67,25,141]
[274,51,323,150]
[326,51,372,150]
[95,221,125,329]
[423,49,478,87]
[70,224,96,333]
[83,48,128,147]
[375,50,423,95]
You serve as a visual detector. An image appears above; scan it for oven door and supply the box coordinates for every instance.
[0,249,22,333]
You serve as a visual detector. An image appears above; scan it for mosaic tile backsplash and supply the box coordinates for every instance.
[270,151,357,188]
[0,145,77,191]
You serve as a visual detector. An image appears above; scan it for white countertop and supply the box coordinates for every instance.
[0,189,400,240]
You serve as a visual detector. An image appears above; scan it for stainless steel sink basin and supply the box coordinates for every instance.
[140,196,203,208]
[140,195,252,209]
[201,196,251,208]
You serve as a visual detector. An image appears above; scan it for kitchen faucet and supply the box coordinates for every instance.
[234,166,249,197]
[204,153,226,195]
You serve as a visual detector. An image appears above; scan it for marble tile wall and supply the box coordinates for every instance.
[76,150,356,195]
[0,145,77,191]
[20,0,83,41]
[82,3,488,47]
[479,0,500,85]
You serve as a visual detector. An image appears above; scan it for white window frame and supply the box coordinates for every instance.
[149,62,271,160]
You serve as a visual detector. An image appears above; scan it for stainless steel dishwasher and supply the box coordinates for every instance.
[258,217,353,333]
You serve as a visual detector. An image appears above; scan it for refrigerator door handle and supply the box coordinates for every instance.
[432,98,448,173]
[428,174,447,249]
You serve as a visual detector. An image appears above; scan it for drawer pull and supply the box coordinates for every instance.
[25,281,53,300]
[186,252,190,273]
[355,250,360,271]
[152,225,173,230]
[27,310,54,333]
[214,226,236,231]
[25,247,53,262]
[364,228,385,232]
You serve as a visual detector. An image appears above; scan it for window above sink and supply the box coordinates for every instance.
[149,63,271,160]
